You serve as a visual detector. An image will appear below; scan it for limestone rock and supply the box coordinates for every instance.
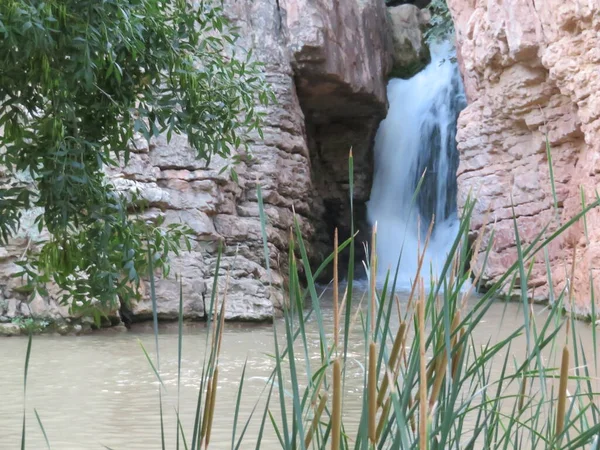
[282,0,393,111]
[5,299,19,319]
[0,0,427,324]
[28,293,71,320]
[388,4,431,78]
[0,323,21,336]
[449,0,600,318]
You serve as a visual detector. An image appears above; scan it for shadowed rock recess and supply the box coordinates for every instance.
[449,0,600,318]
[0,0,428,329]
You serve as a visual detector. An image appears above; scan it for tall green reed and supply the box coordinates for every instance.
[238,148,600,449]
[17,149,600,450]
[21,333,32,450]
[131,148,599,449]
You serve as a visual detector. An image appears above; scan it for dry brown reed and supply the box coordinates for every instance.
[304,392,328,448]
[205,366,219,449]
[333,228,340,351]
[556,343,570,439]
[370,223,377,335]
[377,321,407,408]
[418,281,427,450]
[368,341,378,444]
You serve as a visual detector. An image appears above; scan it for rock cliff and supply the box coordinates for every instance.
[449,0,600,317]
[0,0,428,331]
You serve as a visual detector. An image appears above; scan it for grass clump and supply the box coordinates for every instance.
[154,152,598,448]
[19,151,600,449]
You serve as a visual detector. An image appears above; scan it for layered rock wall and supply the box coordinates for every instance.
[449,0,600,317]
[1,0,426,330]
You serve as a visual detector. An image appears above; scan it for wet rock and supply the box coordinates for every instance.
[28,293,70,320]
[131,275,206,321]
[5,299,19,319]
[56,323,71,336]
[388,4,430,78]
[0,323,21,336]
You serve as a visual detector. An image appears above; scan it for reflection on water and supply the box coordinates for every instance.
[0,292,597,449]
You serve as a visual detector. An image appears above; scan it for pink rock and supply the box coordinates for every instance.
[449,0,600,318]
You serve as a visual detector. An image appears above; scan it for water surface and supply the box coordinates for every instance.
[0,294,597,449]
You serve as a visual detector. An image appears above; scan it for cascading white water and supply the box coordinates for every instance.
[367,42,466,287]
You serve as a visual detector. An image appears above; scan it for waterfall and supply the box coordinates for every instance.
[367,42,466,288]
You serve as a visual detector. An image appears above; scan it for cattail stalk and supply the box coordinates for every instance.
[376,396,391,442]
[211,292,219,349]
[418,296,427,450]
[216,272,228,358]
[436,310,462,388]
[205,366,219,449]
[448,248,458,291]
[370,223,377,336]
[334,228,339,351]
[287,228,294,310]
[429,341,448,409]
[395,294,403,321]
[377,322,406,408]
[556,344,569,439]
[332,358,342,450]
[305,393,328,448]
[450,311,460,349]
[200,377,213,443]
[518,374,527,412]
[406,219,434,317]
[368,341,377,444]
[309,372,326,409]
[451,329,465,380]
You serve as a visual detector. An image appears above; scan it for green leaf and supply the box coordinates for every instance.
[21,333,32,450]
[34,409,52,450]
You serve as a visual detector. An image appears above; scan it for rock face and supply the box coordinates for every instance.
[0,0,426,328]
[387,4,431,78]
[449,0,600,317]
[281,0,394,273]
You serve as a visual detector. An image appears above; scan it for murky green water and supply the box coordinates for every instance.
[0,292,597,449]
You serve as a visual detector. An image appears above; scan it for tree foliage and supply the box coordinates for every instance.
[424,0,455,44]
[0,0,272,315]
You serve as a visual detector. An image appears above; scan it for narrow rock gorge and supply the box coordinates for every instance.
[3,0,598,333]
[449,0,600,317]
